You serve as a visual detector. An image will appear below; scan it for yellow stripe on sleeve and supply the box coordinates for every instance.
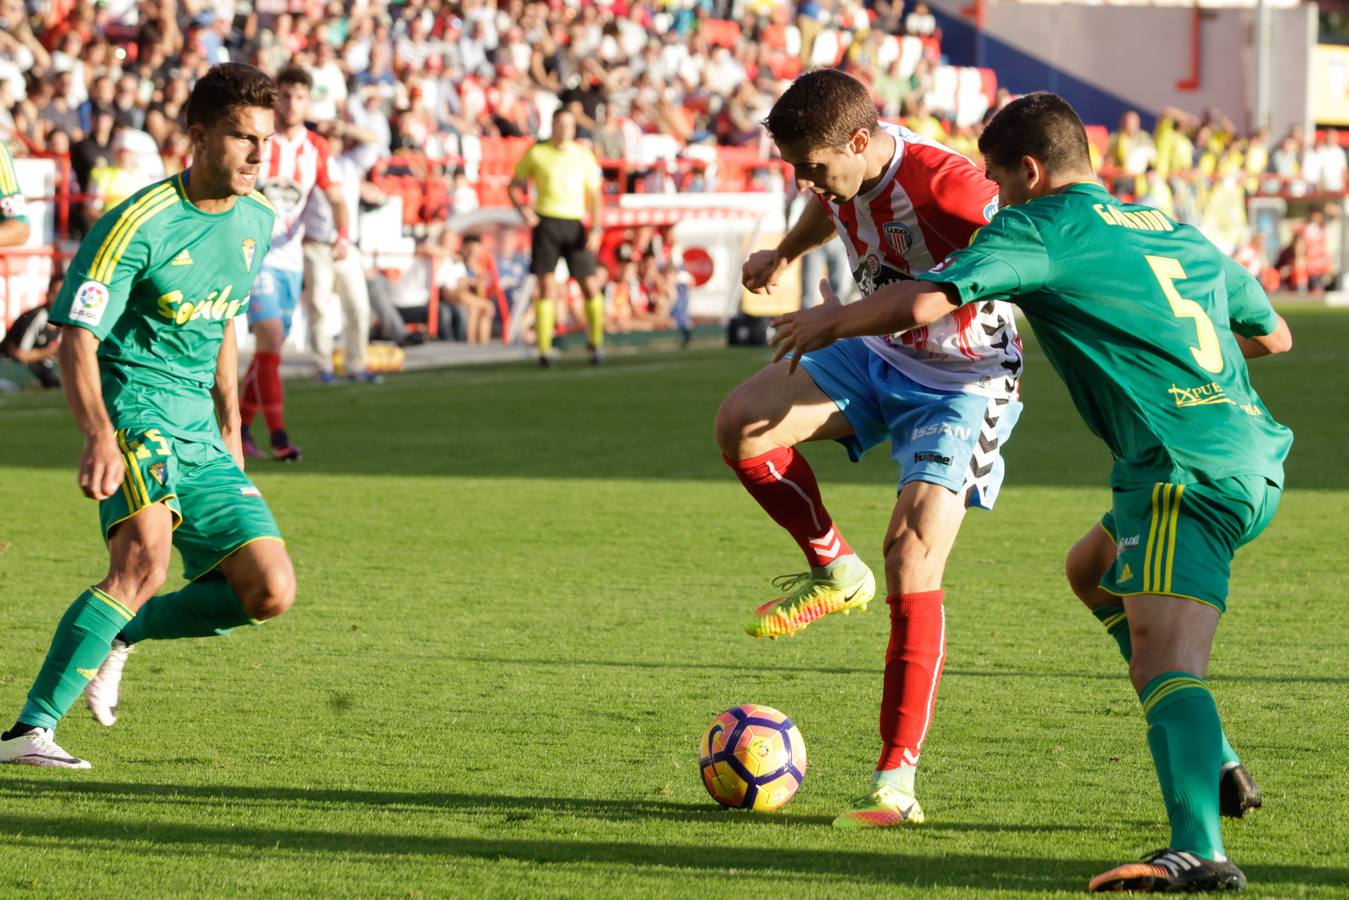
[1163,484,1186,594]
[94,191,179,284]
[89,184,175,283]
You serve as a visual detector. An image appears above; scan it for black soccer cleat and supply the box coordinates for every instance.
[1220,763,1263,819]
[1089,849,1246,893]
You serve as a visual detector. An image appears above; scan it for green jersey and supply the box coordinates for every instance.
[918,182,1291,489]
[50,173,274,446]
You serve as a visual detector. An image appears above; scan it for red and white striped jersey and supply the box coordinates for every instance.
[257,127,334,272]
[818,121,1021,398]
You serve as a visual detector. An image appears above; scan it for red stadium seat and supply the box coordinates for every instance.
[702,19,742,49]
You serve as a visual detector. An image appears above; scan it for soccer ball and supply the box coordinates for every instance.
[698,704,807,811]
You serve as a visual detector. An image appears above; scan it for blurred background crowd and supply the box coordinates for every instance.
[0,0,1342,359]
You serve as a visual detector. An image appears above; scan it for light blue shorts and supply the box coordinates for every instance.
[247,266,303,334]
[798,337,1023,510]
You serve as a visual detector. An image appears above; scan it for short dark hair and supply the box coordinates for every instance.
[277,67,314,90]
[763,69,879,150]
[978,91,1092,174]
[187,63,277,129]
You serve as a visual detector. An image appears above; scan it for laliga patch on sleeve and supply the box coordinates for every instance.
[983,198,1000,223]
[69,280,111,326]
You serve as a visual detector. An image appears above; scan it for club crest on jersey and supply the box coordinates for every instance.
[883,221,913,255]
[148,462,167,486]
[242,238,257,271]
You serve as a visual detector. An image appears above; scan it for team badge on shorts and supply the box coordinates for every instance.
[148,462,167,486]
[242,238,257,271]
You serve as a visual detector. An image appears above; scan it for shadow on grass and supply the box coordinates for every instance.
[442,655,1349,685]
[0,778,1091,832]
[0,798,1343,891]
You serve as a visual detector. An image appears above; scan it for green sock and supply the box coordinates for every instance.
[119,577,256,644]
[871,765,916,796]
[1139,672,1226,860]
[18,588,134,730]
[1093,605,1240,768]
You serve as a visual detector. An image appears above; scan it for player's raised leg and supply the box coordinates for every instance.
[715,357,874,639]
[1089,594,1246,893]
[834,481,964,827]
[1,503,175,767]
[1065,522,1261,818]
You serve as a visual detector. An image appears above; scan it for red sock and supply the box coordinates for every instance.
[255,351,286,432]
[239,356,261,428]
[877,590,947,770]
[724,447,853,567]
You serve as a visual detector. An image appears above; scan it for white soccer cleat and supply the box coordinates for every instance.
[86,639,134,727]
[0,728,91,768]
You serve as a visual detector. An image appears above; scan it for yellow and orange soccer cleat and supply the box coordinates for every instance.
[1088,849,1246,893]
[831,784,925,829]
[745,555,876,640]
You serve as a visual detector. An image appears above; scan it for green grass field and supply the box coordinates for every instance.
[1,309,1345,897]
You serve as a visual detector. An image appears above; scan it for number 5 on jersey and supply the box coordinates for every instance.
[1145,255,1223,374]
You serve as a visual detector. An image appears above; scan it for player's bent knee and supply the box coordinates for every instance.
[714,392,754,457]
[240,570,296,621]
[883,531,942,593]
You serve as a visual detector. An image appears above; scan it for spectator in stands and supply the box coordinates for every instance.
[70,107,116,200]
[87,130,152,215]
[77,75,115,136]
[592,103,627,162]
[904,2,939,39]
[145,76,191,146]
[112,73,146,131]
[1269,133,1301,180]
[1301,208,1332,292]
[0,268,62,390]
[1313,130,1347,194]
[1107,110,1155,190]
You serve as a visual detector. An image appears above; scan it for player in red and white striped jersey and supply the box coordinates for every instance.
[240,67,352,462]
[714,70,1023,828]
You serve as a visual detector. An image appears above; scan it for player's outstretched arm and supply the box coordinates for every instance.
[57,326,125,500]
[744,200,840,297]
[769,278,960,371]
[215,323,244,469]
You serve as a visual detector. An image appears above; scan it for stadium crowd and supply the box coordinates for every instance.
[0,0,1341,361]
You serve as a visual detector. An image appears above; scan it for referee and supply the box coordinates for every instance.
[509,108,606,366]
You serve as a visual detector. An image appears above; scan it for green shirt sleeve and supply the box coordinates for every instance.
[916,206,1050,305]
[49,210,150,340]
[1221,253,1278,338]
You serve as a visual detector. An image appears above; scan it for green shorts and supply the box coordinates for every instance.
[1099,474,1281,613]
[99,425,283,581]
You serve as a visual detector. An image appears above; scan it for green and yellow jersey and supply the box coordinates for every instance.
[919,181,1292,490]
[512,141,601,221]
[50,173,275,447]
[0,141,29,225]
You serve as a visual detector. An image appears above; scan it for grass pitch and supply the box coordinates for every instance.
[0,310,1345,897]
